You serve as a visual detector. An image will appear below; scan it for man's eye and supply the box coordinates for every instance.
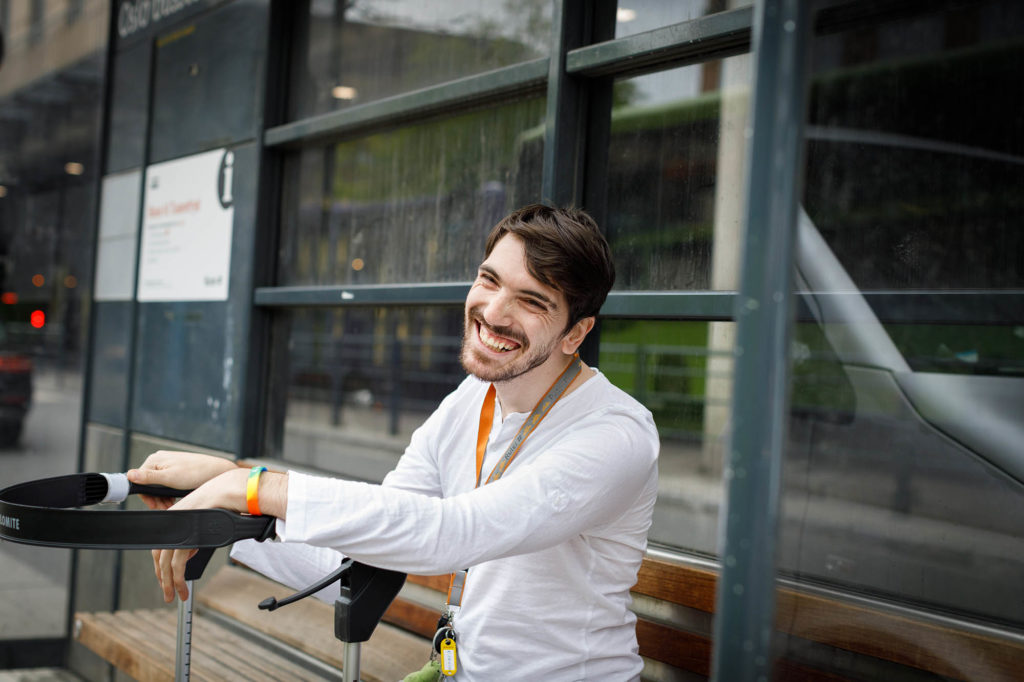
[523,299,545,310]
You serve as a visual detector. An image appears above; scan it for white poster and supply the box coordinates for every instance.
[137,148,236,301]
[95,169,142,301]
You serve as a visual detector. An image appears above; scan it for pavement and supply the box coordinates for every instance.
[0,369,80,647]
[0,671,83,682]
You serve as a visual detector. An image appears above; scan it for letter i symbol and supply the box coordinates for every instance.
[220,151,234,207]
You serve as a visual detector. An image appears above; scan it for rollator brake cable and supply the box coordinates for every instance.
[0,472,277,682]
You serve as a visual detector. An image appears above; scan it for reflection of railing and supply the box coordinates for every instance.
[600,341,731,442]
[287,331,462,436]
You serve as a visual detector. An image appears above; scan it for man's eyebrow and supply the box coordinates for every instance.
[478,264,558,310]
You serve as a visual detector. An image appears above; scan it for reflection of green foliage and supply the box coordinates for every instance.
[884,324,1024,376]
[330,99,547,202]
[610,92,720,135]
[612,80,639,109]
[600,320,711,441]
[790,323,856,418]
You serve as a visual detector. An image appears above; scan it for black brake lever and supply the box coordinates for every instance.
[258,558,353,611]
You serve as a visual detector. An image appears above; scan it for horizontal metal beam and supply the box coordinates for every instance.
[254,284,737,318]
[264,59,549,148]
[253,283,471,307]
[566,7,753,78]
[803,290,1024,325]
[601,291,736,319]
[254,284,1024,326]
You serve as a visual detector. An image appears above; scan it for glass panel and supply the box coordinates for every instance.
[265,306,465,480]
[614,0,753,39]
[804,5,1024,291]
[604,54,751,291]
[278,98,545,286]
[0,0,107,642]
[291,0,552,119]
[600,319,733,553]
[779,0,1024,645]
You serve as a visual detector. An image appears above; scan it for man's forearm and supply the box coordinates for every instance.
[179,467,288,520]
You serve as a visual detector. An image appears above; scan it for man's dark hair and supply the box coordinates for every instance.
[485,204,615,332]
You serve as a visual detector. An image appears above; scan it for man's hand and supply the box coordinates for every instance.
[146,467,289,602]
[127,451,238,510]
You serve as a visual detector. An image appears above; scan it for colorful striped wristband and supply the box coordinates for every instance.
[246,466,268,516]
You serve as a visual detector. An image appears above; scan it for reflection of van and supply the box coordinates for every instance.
[788,207,1024,625]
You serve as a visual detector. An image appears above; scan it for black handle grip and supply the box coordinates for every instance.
[129,483,194,499]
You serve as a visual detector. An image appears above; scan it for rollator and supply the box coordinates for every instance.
[0,472,405,681]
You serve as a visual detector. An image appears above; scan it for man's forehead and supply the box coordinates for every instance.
[479,235,564,307]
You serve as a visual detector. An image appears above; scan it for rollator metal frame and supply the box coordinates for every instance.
[0,473,405,682]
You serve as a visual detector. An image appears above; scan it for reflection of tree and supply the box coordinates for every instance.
[284,98,545,285]
[613,80,639,108]
[502,0,552,55]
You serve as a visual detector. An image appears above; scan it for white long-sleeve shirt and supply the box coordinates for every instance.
[233,370,659,681]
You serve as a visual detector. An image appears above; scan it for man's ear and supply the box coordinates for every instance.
[561,316,596,355]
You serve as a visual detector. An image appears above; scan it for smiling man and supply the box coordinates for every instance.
[129,204,660,681]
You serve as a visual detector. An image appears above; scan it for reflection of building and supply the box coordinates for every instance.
[0,0,105,360]
[1,2,1023,680]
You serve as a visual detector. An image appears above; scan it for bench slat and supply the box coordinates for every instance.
[76,612,174,682]
[75,608,323,682]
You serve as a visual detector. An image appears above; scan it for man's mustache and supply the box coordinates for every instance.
[466,308,528,347]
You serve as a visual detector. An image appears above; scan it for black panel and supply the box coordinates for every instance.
[149,0,267,163]
[130,142,257,451]
[106,41,152,174]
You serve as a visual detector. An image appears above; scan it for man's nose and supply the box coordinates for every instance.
[481,291,513,325]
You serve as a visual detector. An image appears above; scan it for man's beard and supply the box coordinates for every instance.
[460,310,559,383]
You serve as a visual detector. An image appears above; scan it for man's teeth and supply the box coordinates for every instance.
[479,325,519,351]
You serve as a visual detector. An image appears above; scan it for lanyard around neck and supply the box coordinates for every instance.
[474,354,583,488]
[448,354,584,612]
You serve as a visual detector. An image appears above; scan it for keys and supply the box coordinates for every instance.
[440,637,458,676]
[432,611,458,677]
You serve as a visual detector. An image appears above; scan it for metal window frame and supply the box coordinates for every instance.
[264,58,550,149]
[256,5,757,323]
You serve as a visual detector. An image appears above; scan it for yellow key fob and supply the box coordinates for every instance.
[440,637,457,676]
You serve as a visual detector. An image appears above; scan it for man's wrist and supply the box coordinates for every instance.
[254,471,288,520]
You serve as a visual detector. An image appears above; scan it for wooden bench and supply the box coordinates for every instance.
[74,553,1024,681]
[74,563,429,682]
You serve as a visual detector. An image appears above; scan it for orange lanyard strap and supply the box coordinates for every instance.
[447,354,583,611]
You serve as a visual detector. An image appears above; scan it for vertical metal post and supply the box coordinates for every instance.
[540,1,617,208]
[175,580,195,682]
[342,641,360,682]
[711,1,809,681]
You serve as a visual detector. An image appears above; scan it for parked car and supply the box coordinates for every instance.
[0,322,32,447]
